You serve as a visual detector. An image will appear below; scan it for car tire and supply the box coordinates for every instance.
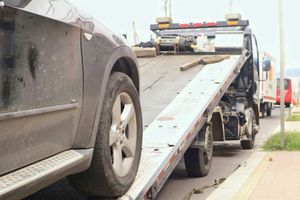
[285,103,291,108]
[69,72,142,197]
[184,125,213,177]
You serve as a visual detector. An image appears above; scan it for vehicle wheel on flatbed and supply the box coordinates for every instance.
[184,124,213,177]
[241,108,255,150]
[69,72,142,197]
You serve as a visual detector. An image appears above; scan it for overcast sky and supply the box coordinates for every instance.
[76,0,300,70]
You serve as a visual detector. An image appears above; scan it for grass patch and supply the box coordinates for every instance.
[263,132,300,151]
[286,114,300,121]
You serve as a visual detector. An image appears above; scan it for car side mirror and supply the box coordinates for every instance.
[263,59,271,72]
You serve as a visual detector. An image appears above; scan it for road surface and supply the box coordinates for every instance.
[156,109,281,200]
[25,109,281,200]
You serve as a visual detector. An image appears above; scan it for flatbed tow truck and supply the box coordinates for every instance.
[120,14,260,200]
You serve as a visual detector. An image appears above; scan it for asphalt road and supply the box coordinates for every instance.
[156,108,281,200]
[25,109,281,200]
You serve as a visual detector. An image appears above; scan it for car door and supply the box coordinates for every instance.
[0,1,83,175]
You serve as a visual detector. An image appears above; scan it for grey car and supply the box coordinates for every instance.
[0,0,142,199]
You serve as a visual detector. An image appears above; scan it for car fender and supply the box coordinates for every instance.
[73,46,139,148]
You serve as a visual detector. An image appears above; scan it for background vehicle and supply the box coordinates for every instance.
[276,78,293,107]
[259,51,277,117]
[0,1,142,199]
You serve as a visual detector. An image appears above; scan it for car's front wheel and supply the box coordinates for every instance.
[69,72,142,197]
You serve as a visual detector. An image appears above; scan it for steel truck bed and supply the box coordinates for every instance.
[120,52,248,200]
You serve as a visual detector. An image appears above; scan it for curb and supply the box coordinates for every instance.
[206,151,268,200]
[207,124,280,200]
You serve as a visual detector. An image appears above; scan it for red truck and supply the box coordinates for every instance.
[276,78,293,107]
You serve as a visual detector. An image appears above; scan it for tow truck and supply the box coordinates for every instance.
[121,14,260,200]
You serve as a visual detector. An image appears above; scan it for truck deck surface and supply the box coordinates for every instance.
[139,55,206,126]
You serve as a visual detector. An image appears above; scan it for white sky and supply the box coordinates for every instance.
[76,0,300,70]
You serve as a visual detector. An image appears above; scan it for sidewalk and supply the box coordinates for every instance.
[207,107,300,200]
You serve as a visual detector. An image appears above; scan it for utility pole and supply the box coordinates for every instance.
[169,0,172,18]
[164,0,168,17]
[229,0,234,13]
[133,21,139,45]
[163,0,172,18]
[279,0,286,148]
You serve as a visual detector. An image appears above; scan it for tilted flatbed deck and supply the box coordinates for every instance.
[120,52,249,200]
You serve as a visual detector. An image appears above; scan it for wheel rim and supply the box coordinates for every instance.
[109,92,137,177]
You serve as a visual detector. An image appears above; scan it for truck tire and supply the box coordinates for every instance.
[184,125,213,177]
[241,109,255,150]
[241,138,254,149]
[69,72,142,197]
[260,104,265,118]
[266,107,272,116]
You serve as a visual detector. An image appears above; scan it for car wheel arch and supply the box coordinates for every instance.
[85,46,140,148]
[111,56,140,94]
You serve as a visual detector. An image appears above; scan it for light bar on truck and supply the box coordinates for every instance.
[227,21,239,26]
[192,23,203,27]
[179,23,189,28]
[150,20,249,31]
[206,22,217,26]
[158,23,170,29]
